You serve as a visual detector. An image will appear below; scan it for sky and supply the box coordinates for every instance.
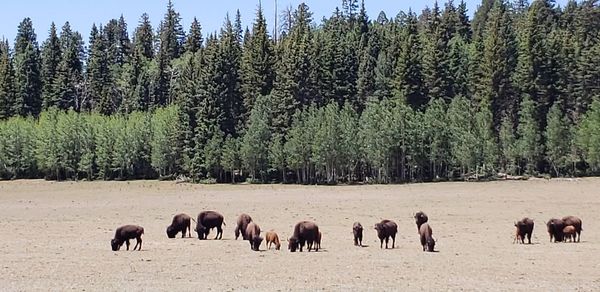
[0,0,570,46]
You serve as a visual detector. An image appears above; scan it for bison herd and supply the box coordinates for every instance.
[109,211,583,253]
[513,216,583,244]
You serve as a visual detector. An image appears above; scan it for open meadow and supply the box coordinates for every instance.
[0,178,599,291]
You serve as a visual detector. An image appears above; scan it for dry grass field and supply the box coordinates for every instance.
[1,178,599,291]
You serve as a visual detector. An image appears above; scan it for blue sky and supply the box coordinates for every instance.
[0,0,570,45]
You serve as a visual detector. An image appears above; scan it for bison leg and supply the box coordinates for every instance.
[527,233,532,244]
[125,239,130,251]
[137,237,142,250]
[216,225,223,240]
[380,239,383,249]
[384,237,389,249]
[391,235,396,249]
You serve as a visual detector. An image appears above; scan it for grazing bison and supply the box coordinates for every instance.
[166,213,193,238]
[414,211,428,232]
[265,231,281,250]
[374,220,397,249]
[111,225,144,251]
[195,211,225,240]
[419,223,435,252]
[546,218,565,242]
[562,216,582,242]
[288,221,320,252]
[353,222,363,246]
[563,225,577,242]
[234,213,253,240]
[245,222,263,251]
[513,217,534,244]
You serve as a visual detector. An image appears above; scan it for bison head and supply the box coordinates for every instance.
[110,239,121,251]
[196,226,207,240]
[426,237,435,252]
[252,236,264,251]
[166,226,177,238]
[288,237,299,252]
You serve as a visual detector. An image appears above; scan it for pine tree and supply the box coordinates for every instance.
[54,22,84,110]
[394,11,425,108]
[13,18,42,117]
[0,40,16,119]
[184,17,203,54]
[86,24,112,114]
[132,13,154,59]
[218,13,243,136]
[240,5,275,124]
[41,23,62,109]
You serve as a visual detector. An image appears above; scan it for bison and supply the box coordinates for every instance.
[265,230,281,250]
[245,222,263,251]
[166,213,193,238]
[562,216,582,242]
[374,220,397,249]
[414,211,428,232]
[513,217,534,244]
[195,211,225,240]
[353,222,363,246]
[563,225,576,243]
[111,225,144,251]
[419,222,435,252]
[288,221,320,252]
[546,218,565,242]
[234,213,253,240]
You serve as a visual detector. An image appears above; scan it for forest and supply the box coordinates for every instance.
[0,0,600,183]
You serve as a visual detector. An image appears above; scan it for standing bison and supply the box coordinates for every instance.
[111,225,144,251]
[374,220,397,249]
[245,222,263,251]
[513,217,534,244]
[166,213,193,238]
[419,223,435,252]
[546,218,565,242]
[563,225,577,242]
[288,221,320,252]
[195,211,225,240]
[353,222,363,246]
[265,230,281,250]
[234,213,253,240]
[414,211,428,232]
[562,216,582,242]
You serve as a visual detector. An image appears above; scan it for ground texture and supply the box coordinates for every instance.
[1,179,599,291]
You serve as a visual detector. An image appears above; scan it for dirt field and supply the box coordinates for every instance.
[1,179,599,291]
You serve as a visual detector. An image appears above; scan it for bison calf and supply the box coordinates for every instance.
[562,216,582,242]
[111,225,144,251]
[353,222,363,246]
[235,213,253,240]
[374,220,397,249]
[265,230,281,250]
[288,221,320,252]
[419,223,435,252]
[513,217,534,244]
[166,213,192,238]
[563,225,576,243]
[195,211,225,240]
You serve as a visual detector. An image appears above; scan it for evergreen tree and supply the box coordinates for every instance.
[132,13,154,59]
[54,22,84,110]
[13,18,42,117]
[394,11,425,108]
[184,17,203,54]
[41,23,62,109]
[86,24,112,114]
[0,40,16,119]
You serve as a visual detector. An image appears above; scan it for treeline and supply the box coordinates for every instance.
[1,0,600,183]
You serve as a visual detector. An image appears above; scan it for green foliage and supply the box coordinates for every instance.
[0,116,36,178]
[241,96,271,181]
[151,105,182,178]
[516,95,543,175]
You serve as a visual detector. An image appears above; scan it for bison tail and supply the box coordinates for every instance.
[223,221,226,226]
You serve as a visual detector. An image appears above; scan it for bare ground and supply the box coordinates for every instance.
[1,178,599,291]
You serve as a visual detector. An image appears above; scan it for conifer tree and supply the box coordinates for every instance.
[13,18,42,117]
[41,23,62,109]
[0,40,16,119]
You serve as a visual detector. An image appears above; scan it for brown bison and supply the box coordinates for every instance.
[513,217,534,244]
[111,225,144,251]
[374,220,397,249]
[265,231,281,250]
[288,221,320,252]
[562,216,582,242]
[546,218,565,242]
[195,211,225,240]
[419,223,435,252]
[234,213,253,240]
[414,211,428,232]
[166,213,193,238]
[563,225,576,242]
[245,222,263,251]
[353,222,363,246]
